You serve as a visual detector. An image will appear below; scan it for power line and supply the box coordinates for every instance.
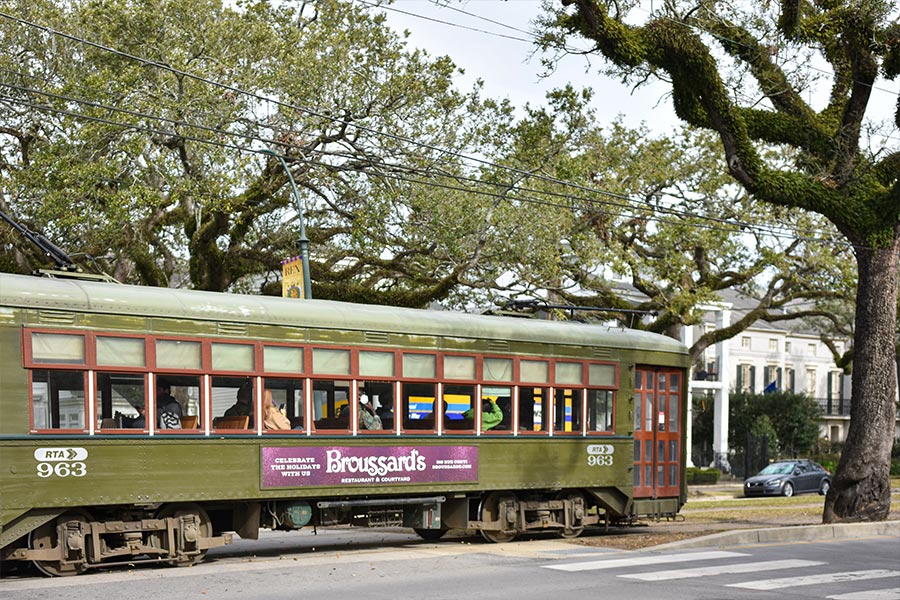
[0,9,867,246]
[0,82,853,251]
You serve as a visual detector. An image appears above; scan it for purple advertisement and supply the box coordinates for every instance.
[261,445,478,489]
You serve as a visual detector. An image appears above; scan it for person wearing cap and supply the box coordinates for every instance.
[358,390,382,430]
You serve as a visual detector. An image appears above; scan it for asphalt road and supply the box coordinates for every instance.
[1,527,898,600]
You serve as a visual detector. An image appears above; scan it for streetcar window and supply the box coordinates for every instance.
[554,388,583,433]
[265,378,305,431]
[401,382,436,430]
[443,355,475,380]
[263,345,304,373]
[443,384,475,431]
[211,343,254,371]
[157,376,200,431]
[312,380,351,430]
[518,387,549,433]
[212,376,254,430]
[588,364,616,387]
[312,349,350,375]
[96,372,146,430]
[668,394,679,432]
[402,353,436,379]
[520,360,549,384]
[555,362,583,385]
[483,358,512,382]
[359,351,395,377]
[587,389,613,433]
[31,332,85,365]
[634,391,642,431]
[97,336,146,367]
[482,386,512,432]
[156,340,201,369]
[358,380,393,432]
[31,370,85,430]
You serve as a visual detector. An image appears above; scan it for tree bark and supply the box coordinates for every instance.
[823,239,899,523]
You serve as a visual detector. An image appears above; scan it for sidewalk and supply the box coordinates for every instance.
[655,520,900,550]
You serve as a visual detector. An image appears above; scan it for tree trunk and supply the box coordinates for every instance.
[823,239,899,523]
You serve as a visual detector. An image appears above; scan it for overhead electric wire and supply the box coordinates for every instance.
[0,9,864,247]
[365,1,898,143]
[0,82,851,252]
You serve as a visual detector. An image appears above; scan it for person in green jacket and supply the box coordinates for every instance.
[463,398,503,431]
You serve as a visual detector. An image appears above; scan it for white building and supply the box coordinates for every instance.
[683,291,900,469]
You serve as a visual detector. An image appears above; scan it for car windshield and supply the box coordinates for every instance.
[758,462,795,475]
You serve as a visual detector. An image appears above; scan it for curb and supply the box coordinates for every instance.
[652,520,900,550]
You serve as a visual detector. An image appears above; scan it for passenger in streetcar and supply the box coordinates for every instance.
[262,389,290,430]
[358,392,382,430]
[463,398,503,431]
[156,382,182,429]
[124,404,146,428]
[225,381,254,419]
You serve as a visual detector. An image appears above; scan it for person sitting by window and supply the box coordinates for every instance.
[263,389,290,430]
[359,392,382,430]
[463,398,503,431]
[156,382,182,429]
[225,381,254,420]
[123,404,146,428]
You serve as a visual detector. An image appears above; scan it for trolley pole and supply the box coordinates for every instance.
[261,149,312,299]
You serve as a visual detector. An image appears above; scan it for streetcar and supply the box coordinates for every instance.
[0,271,689,575]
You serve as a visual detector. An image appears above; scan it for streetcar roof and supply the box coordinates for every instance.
[0,272,687,354]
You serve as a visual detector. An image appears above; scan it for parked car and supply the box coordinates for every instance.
[743,459,831,497]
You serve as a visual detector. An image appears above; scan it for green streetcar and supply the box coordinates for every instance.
[0,271,689,576]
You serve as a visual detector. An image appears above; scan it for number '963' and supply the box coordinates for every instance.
[37,462,87,478]
[587,455,613,467]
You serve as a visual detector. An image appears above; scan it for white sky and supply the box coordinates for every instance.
[377,0,899,149]
[379,0,681,133]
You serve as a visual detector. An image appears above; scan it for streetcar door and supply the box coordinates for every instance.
[633,367,682,498]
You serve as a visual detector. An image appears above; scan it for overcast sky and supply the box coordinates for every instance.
[378,0,681,134]
[376,0,898,150]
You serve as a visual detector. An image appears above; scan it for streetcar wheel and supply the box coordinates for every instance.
[414,528,448,541]
[29,510,92,577]
[479,492,518,543]
[556,492,587,539]
[154,503,213,567]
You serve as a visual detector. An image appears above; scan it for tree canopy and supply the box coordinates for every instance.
[543,0,899,522]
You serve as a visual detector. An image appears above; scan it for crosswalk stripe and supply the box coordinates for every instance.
[827,587,900,600]
[730,570,900,591]
[619,559,824,581]
[543,550,748,572]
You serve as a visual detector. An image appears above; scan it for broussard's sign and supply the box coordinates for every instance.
[261,446,478,488]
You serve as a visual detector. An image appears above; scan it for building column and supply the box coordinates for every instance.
[713,306,732,472]
[682,324,695,468]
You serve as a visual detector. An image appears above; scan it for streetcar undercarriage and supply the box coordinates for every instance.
[1,488,653,576]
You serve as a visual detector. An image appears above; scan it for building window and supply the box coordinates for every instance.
[741,337,751,350]
[768,339,778,352]
[737,364,753,393]
[807,343,816,357]
[785,342,792,353]
[806,368,817,396]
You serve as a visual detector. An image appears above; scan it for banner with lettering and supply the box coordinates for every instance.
[261,445,478,488]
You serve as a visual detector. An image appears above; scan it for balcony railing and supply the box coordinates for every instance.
[817,396,851,417]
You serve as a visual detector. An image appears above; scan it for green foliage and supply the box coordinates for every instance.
[685,467,721,484]
[729,391,823,458]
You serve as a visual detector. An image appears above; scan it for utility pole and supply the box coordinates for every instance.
[261,149,312,299]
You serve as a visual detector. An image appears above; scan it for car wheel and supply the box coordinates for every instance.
[782,482,794,497]
[819,479,831,496]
